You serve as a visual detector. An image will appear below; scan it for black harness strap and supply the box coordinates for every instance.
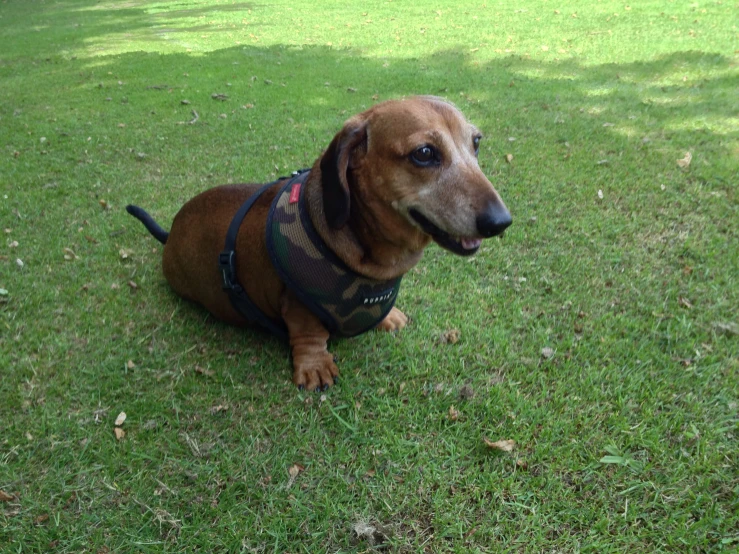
[218,180,288,338]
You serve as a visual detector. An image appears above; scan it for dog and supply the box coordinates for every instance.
[126,96,511,391]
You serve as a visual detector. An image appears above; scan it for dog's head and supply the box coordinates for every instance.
[320,95,511,256]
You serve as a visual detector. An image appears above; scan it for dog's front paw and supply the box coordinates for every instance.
[377,307,408,332]
[293,352,339,391]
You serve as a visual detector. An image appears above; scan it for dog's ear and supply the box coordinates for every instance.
[320,118,368,229]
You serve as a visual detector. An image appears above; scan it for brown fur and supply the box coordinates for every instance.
[139,96,510,391]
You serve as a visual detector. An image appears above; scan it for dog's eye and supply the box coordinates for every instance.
[473,136,481,155]
[410,145,438,167]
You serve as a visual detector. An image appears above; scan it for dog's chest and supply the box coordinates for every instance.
[266,178,401,337]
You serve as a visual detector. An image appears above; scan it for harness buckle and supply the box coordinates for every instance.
[218,250,236,291]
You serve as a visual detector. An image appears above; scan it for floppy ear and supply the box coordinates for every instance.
[319,118,368,229]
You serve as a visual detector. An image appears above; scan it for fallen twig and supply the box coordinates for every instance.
[178,110,199,125]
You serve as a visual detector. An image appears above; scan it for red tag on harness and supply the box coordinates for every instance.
[289,183,301,204]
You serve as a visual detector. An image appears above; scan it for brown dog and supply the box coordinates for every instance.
[126,96,511,391]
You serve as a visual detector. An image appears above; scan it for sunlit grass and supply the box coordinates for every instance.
[1,0,737,551]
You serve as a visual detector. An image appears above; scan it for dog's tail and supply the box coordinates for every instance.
[125,205,169,244]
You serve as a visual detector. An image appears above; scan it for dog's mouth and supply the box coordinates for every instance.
[409,209,482,256]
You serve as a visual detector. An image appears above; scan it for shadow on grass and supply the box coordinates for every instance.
[0,0,262,61]
[2,2,735,171]
[1,3,737,387]
[0,7,738,552]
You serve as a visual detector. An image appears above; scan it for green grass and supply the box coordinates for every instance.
[1,0,737,551]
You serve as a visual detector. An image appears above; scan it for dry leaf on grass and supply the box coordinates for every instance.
[287,463,305,488]
[0,490,15,502]
[676,151,692,168]
[712,321,739,336]
[448,405,460,421]
[210,404,228,414]
[114,412,127,426]
[195,365,214,377]
[353,521,390,546]
[440,329,460,344]
[504,153,514,163]
[484,438,516,452]
[114,428,125,440]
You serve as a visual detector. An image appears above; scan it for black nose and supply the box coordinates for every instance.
[476,203,512,238]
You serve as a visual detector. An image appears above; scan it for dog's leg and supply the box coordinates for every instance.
[281,290,339,391]
[376,307,408,332]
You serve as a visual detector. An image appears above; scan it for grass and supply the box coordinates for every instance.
[1,0,737,551]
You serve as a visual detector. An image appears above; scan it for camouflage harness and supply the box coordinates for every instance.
[219,170,401,339]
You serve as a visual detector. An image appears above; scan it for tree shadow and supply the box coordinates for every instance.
[28,43,734,204]
[3,0,735,176]
[0,0,262,61]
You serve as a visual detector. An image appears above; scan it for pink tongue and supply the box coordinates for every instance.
[461,238,482,250]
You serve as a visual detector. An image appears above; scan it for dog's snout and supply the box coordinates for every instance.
[476,203,512,238]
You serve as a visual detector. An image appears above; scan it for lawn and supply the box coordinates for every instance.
[1,0,737,551]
